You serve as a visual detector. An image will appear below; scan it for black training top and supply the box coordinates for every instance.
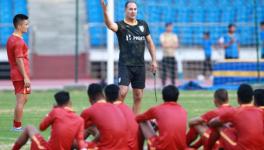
[116,19,150,66]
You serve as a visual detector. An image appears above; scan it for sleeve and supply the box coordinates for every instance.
[14,41,24,58]
[136,107,155,122]
[144,21,150,36]
[39,109,55,131]
[76,118,87,149]
[115,21,121,34]
[80,109,93,129]
[219,110,235,123]
[201,110,218,123]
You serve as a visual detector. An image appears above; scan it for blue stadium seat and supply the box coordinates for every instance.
[0,27,13,46]
[13,0,28,15]
[176,8,190,23]
[205,8,220,22]
[220,8,236,23]
[0,0,13,23]
[190,8,205,23]
[89,27,106,46]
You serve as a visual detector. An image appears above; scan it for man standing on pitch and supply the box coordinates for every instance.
[100,0,157,114]
[6,14,30,131]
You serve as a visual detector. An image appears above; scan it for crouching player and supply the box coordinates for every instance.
[12,91,87,150]
[208,84,264,150]
[187,88,233,149]
[136,85,188,150]
[104,84,140,150]
[81,83,129,150]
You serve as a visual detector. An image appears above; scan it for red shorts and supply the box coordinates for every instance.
[12,81,31,94]
[86,141,98,150]
[201,128,221,150]
[30,134,50,150]
[219,127,237,150]
[147,136,159,150]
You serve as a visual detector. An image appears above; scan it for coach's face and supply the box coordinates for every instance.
[18,20,29,33]
[125,2,137,20]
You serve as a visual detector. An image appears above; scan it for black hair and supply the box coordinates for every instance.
[260,21,264,26]
[104,84,119,103]
[162,85,179,102]
[125,0,137,8]
[13,14,28,29]
[87,83,104,102]
[237,84,253,104]
[254,89,264,106]
[228,23,236,29]
[214,88,228,103]
[54,91,70,106]
[165,22,172,27]
[203,31,210,36]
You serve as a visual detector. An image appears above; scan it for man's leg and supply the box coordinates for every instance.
[161,58,167,86]
[169,57,176,85]
[119,85,129,102]
[12,125,38,150]
[139,121,157,150]
[14,93,28,129]
[132,88,143,114]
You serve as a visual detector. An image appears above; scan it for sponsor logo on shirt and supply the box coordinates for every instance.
[126,34,145,41]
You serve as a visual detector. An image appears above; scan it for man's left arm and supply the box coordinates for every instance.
[146,35,158,73]
[39,109,55,131]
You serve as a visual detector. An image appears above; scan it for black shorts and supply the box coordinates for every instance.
[118,65,145,89]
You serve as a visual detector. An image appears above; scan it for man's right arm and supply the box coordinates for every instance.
[100,0,118,32]
[16,58,30,87]
[136,108,155,122]
[39,110,55,131]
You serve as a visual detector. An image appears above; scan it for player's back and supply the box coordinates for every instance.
[153,102,187,150]
[116,102,139,150]
[228,106,264,149]
[82,102,129,150]
[40,107,84,150]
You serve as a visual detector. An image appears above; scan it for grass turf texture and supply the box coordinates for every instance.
[0,90,238,149]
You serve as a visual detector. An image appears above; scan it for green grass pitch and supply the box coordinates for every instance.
[0,90,238,149]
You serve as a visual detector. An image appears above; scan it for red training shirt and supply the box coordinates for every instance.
[81,101,129,150]
[39,107,86,150]
[136,102,187,150]
[6,34,30,81]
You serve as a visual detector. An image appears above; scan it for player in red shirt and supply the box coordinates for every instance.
[81,83,129,150]
[254,89,264,109]
[209,84,264,150]
[136,85,187,150]
[12,91,87,150]
[104,84,139,150]
[187,89,233,149]
[6,14,31,131]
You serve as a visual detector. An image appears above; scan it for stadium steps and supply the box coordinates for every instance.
[28,0,89,79]
[28,0,87,55]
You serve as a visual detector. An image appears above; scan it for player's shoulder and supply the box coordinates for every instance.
[137,19,148,25]
[116,20,125,25]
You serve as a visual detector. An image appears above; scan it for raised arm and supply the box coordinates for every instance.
[100,0,118,32]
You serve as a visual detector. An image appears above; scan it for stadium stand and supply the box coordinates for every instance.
[0,0,28,47]
[85,0,264,47]
[0,0,28,79]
